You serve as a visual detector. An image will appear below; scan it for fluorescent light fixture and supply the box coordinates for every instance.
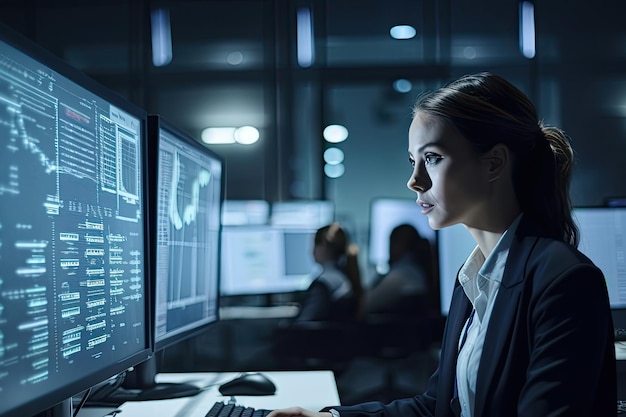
[390,25,416,40]
[323,147,344,165]
[519,1,536,59]
[463,46,477,60]
[323,124,348,143]
[234,126,260,144]
[201,126,259,145]
[393,79,413,93]
[201,127,236,144]
[324,163,345,178]
[226,51,244,66]
[297,7,315,67]
[151,8,173,67]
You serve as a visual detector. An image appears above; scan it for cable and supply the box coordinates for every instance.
[72,387,92,417]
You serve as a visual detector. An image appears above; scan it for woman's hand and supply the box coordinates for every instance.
[266,407,331,417]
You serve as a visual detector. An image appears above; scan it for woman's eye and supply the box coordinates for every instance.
[424,153,443,165]
[408,157,415,168]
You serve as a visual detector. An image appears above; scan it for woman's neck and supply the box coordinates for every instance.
[467,211,522,258]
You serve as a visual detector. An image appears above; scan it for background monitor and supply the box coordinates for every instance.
[573,206,626,309]
[219,200,332,298]
[222,199,270,226]
[437,224,476,316]
[0,23,151,417]
[108,115,224,402]
[220,225,317,296]
[270,200,334,228]
[368,198,437,271]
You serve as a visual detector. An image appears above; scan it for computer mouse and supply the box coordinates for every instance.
[218,372,276,396]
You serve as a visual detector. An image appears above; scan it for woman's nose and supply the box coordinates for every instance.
[407,164,430,193]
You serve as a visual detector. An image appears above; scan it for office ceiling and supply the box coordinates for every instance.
[2,0,621,105]
[2,0,625,203]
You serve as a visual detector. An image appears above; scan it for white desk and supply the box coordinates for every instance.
[219,306,299,320]
[616,342,626,360]
[79,371,339,417]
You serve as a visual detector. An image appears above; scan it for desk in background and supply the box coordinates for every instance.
[219,305,299,320]
[79,370,339,417]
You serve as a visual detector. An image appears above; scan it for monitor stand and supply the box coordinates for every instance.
[94,353,201,404]
[33,398,72,417]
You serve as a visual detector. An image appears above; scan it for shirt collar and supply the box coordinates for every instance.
[458,214,523,318]
[479,214,522,283]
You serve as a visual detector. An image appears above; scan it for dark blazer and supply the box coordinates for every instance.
[329,215,617,417]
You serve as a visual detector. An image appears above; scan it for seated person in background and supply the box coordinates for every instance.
[364,223,433,316]
[294,222,363,322]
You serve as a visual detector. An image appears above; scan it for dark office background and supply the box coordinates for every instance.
[2,0,626,404]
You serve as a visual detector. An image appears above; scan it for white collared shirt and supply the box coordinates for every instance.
[455,215,521,417]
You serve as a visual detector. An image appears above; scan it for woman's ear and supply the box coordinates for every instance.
[483,143,510,182]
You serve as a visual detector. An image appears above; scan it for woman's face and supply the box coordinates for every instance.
[407,112,492,230]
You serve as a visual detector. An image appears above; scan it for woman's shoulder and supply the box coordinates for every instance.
[523,236,604,284]
[317,268,348,286]
[530,236,592,265]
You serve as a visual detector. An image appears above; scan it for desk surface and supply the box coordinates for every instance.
[79,370,339,417]
[617,342,626,360]
[219,305,299,319]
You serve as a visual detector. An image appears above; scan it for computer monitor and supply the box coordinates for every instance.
[573,207,626,309]
[222,199,270,226]
[220,225,317,296]
[0,23,151,417]
[270,200,334,228]
[437,224,476,316]
[108,115,224,401]
[219,200,330,298]
[368,198,437,271]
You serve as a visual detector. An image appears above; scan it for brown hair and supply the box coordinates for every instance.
[315,222,364,318]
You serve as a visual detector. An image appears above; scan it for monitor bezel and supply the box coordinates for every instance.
[0,22,153,417]
[147,114,224,353]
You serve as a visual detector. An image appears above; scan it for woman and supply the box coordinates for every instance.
[268,72,616,416]
[294,222,363,322]
[364,223,433,316]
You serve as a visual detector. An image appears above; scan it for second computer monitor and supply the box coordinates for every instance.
[150,116,223,351]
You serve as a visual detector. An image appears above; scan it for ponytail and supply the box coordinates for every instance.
[542,124,578,246]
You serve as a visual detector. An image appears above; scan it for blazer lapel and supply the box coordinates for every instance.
[437,282,473,417]
[472,220,539,417]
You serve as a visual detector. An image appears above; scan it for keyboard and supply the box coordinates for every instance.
[206,401,272,417]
